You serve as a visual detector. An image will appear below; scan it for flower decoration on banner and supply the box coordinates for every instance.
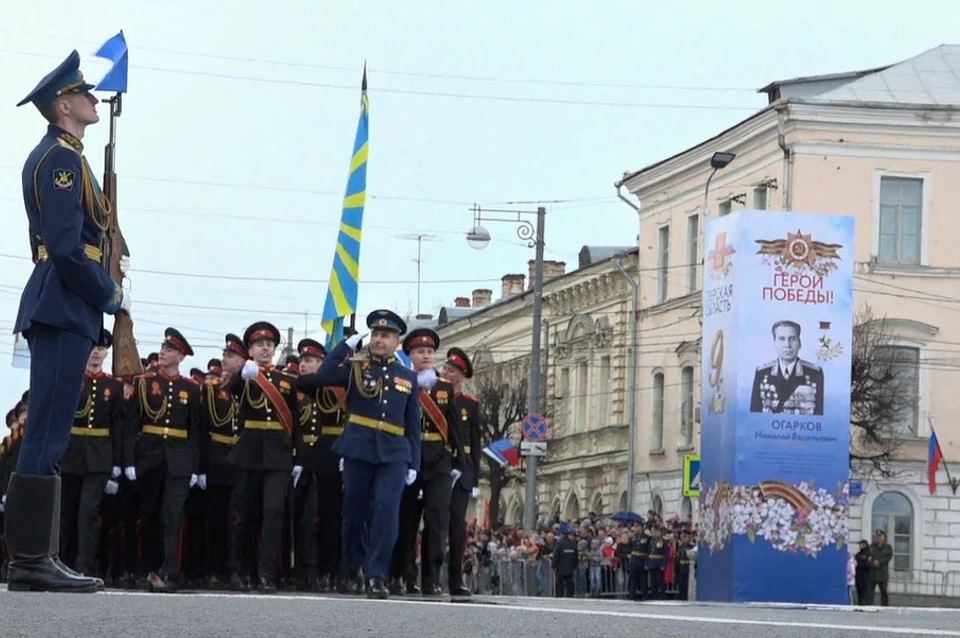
[696,479,849,556]
[755,230,843,278]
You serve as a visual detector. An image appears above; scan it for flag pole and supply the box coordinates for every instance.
[929,418,958,494]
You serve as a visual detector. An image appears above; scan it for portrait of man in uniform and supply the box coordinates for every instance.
[749,320,824,416]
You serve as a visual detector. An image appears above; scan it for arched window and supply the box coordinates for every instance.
[618,491,628,512]
[680,497,692,521]
[652,494,663,517]
[652,372,665,451]
[871,491,913,572]
[564,492,581,522]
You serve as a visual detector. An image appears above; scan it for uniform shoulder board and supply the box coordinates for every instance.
[182,376,201,387]
[800,359,822,371]
[55,137,81,155]
[460,392,478,402]
[756,360,777,372]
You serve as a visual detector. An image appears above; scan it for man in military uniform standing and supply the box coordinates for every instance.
[391,328,463,596]
[227,322,303,594]
[750,320,824,415]
[303,310,420,599]
[628,523,649,601]
[60,329,125,579]
[441,347,482,597]
[8,50,133,594]
[201,338,245,588]
[124,328,202,592]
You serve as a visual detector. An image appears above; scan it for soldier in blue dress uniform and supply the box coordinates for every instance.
[6,50,131,594]
[304,309,420,599]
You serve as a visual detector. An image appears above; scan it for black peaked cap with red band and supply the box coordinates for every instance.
[285,355,300,372]
[207,358,223,375]
[402,328,440,355]
[189,368,206,382]
[298,338,326,359]
[223,333,249,360]
[446,347,473,379]
[244,321,281,349]
[163,327,194,357]
[147,352,159,364]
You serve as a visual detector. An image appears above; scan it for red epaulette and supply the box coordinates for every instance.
[182,376,200,387]
[459,392,478,402]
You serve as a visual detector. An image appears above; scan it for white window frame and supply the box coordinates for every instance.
[657,223,670,304]
[753,185,768,210]
[872,170,931,268]
[717,199,732,217]
[651,368,665,452]
[686,214,700,294]
[874,339,927,438]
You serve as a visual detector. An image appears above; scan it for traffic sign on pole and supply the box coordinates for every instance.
[521,413,548,442]
[683,454,701,497]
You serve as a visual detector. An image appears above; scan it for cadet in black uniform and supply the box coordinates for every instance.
[646,526,666,599]
[60,329,125,578]
[628,524,649,601]
[202,337,245,588]
[675,529,693,601]
[295,338,350,593]
[391,328,464,596]
[227,321,304,594]
[441,347,482,597]
[124,328,202,592]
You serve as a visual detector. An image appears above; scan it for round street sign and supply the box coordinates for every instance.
[522,413,548,442]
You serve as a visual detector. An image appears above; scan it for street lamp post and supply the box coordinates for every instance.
[702,151,736,218]
[467,205,546,531]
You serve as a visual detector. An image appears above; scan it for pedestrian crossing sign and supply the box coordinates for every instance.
[683,454,701,497]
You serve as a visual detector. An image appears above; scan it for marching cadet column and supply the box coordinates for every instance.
[442,347,481,597]
[227,321,304,594]
[60,329,126,578]
[123,328,202,592]
[300,310,420,599]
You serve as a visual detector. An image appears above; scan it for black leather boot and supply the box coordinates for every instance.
[4,473,104,593]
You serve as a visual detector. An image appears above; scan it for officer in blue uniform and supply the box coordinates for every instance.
[304,309,420,599]
[6,50,130,594]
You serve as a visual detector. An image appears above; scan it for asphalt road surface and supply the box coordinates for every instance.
[3,587,960,637]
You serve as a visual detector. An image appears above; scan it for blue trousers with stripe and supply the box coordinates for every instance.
[341,458,407,580]
[17,322,93,476]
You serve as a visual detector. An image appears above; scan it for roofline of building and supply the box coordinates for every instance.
[435,247,639,334]
[755,66,890,96]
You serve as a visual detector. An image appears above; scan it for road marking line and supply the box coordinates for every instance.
[86,590,960,635]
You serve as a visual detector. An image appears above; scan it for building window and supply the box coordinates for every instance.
[652,372,665,451]
[575,361,588,430]
[681,497,692,520]
[878,176,922,266]
[558,367,570,426]
[871,491,913,572]
[680,366,694,447]
[753,186,768,210]
[876,345,920,437]
[597,356,611,427]
[652,494,663,517]
[686,214,699,293]
[657,225,670,303]
[718,200,731,216]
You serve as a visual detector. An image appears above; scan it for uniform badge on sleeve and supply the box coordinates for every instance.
[53,169,75,191]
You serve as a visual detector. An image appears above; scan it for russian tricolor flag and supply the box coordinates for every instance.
[483,437,520,468]
[928,428,944,496]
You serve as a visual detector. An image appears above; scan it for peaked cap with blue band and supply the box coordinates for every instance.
[365,309,407,336]
[16,50,96,109]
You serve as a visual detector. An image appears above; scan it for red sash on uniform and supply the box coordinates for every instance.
[419,389,449,443]
[329,386,347,411]
[253,371,294,436]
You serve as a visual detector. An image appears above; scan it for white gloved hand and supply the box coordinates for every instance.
[405,469,417,486]
[111,466,121,479]
[120,290,132,315]
[417,368,438,390]
[418,489,424,500]
[189,474,198,488]
[119,255,131,275]
[124,466,137,481]
[104,480,119,495]
[451,469,462,486]
[292,465,303,488]
[240,360,259,380]
[0,494,5,513]
[345,332,367,349]
[338,458,344,473]
[198,474,207,491]
[471,487,480,500]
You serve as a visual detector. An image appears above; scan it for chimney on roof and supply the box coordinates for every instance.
[415,313,433,320]
[527,259,567,290]
[472,288,493,308]
[501,274,525,299]
[454,297,470,308]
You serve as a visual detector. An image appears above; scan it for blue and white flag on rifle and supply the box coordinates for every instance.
[394,348,413,371]
[93,31,128,93]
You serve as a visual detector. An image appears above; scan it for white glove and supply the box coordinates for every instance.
[338,458,344,473]
[120,290,132,314]
[198,474,207,491]
[471,487,480,499]
[189,474,198,488]
[405,469,417,486]
[119,255,130,275]
[417,368,438,390]
[0,494,5,513]
[418,489,424,500]
[124,466,137,481]
[104,480,119,495]
[345,332,367,349]
[240,360,259,380]
[111,466,121,479]
[292,465,303,488]
[451,468,462,488]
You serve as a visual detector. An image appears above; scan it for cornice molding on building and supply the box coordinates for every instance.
[793,141,960,163]
[787,101,960,130]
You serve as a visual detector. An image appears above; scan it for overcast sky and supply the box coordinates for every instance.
[2,0,957,434]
